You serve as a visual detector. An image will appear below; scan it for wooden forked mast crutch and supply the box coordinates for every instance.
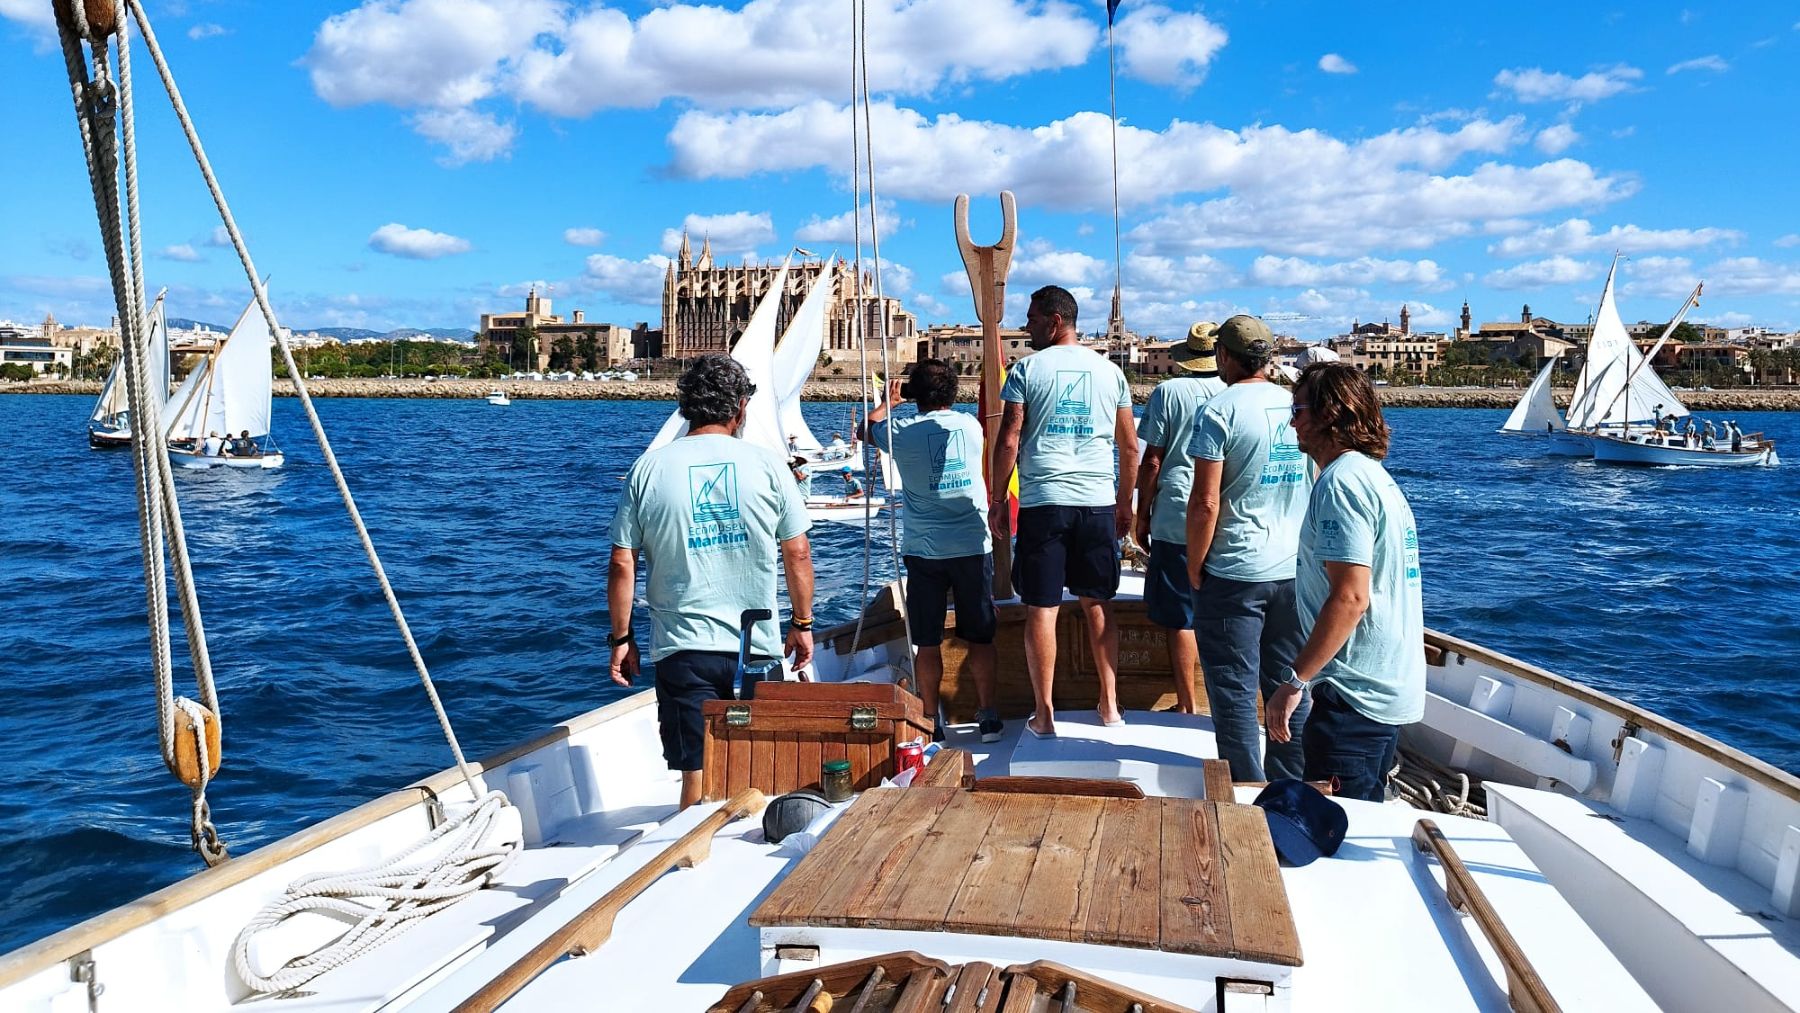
[953,192,1018,600]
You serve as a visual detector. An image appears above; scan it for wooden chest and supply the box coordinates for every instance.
[701,682,933,802]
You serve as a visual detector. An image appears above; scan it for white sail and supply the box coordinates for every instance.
[647,255,794,455]
[90,359,126,423]
[89,294,169,426]
[772,262,836,454]
[214,299,275,438]
[162,356,211,441]
[1501,355,1564,432]
[1565,262,1689,430]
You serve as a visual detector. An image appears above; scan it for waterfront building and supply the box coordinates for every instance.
[0,335,74,374]
[915,324,1033,374]
[479,287,633,372]
[660,232,916,365]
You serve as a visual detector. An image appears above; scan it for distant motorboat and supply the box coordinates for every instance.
[486,390,511,406]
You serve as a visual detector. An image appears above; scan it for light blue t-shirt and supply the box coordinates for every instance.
[1187,380,1310,581]
[1137,375,1228,545]
[1297,451,1425,725]
[610,433,810,662]
[868,410,991,559]
[1000,344,1132,508]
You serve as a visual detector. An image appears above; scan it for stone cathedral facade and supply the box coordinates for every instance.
[660,231,917,365]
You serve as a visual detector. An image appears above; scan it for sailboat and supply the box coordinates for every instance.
[162,294,284,470]
[86,292,170,448]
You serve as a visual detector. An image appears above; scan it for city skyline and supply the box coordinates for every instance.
[2,2,1798,340]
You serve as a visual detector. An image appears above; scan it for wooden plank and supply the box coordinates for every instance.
[971,776,1145,799]
[915,748,973,789]
[1000,961,1201,1013]
[728,730,751,797]
[849,734,872,792]
[1412,819,1560,1013]
[1202,759,1233,802]
[810,787,958,927]
[798,735,823,792]
[943,962,1000,1013]
[1013,795,1106,942]
[751,788,910,926]
[1157,797,1232,957]
[751,731,773,796]
[1081,797,1162,948]
[703,717,724,801]
[824,734,848,777]
[944,794,1054,937]
[773,735,798,797]
[873,792,1004,931]
[1214,801,1303,966]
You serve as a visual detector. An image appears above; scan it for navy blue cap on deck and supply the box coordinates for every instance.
[1253,779,1348,867]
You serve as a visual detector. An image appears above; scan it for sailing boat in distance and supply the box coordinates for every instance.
[162,294,284,470]
[87,292,171,449]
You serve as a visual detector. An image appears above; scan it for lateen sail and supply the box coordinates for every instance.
[647,255,794,454]
[1566,263,1689,430]
[1501,354,1564,432]
[164,295,271,442]
[90,294,168,425]
[772,262,835,454]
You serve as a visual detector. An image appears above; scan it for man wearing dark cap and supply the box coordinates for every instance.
[608,354,816,809]
[1133,322,1228,713]
[1185,314,1312,781]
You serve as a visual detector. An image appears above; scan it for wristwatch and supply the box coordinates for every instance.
[609,630,636,648]
[1279,666,1306,691]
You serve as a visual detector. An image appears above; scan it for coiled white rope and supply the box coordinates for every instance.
[229,790,518,995]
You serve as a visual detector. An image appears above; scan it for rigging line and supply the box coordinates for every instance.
[857,0,914,673]
[1107,16,1123,336]
[128,1,482,796]
[847,0,875,656]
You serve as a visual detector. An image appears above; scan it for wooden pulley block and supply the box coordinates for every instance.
[52,0,124,39]
[172,705,223,787]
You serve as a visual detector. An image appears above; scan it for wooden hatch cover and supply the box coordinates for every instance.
[708,951,1200,1013]
[750,787,1302,966]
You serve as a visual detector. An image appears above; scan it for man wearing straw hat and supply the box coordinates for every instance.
[1133,322,1228,714]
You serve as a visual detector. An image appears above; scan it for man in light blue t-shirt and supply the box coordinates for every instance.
[608,355,815,809]
[1266,362,1424,803]
[865,359,1001,743]
[1134,321,1228,714]
[1184,315,1312,781]
[990,286,1139,737]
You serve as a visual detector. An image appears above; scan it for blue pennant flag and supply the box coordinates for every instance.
[1107,0,1123,24]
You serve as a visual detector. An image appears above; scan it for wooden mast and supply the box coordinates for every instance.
[954,192,1017,600]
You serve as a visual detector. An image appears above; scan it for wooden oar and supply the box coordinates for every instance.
[954,191,1018,600]
[454,788,768,1012]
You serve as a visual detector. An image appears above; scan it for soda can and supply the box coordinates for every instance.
[895,740,925,779]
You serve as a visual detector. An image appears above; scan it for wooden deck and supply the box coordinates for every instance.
[751,786,1302,966]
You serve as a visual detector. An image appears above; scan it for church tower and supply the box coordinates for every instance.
[678,230,693,270]
[1399,304,1411,336]
[1460,300,1471,338]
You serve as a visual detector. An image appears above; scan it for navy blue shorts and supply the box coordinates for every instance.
[905,553,997,647]
[652,650,774,771]
[1145,539,1195,630]
[1013,504,1120,607]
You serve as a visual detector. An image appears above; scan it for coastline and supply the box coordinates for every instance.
[8,377,1800,411]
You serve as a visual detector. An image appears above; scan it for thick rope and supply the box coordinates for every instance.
[229,791,517,994]
[129,0,482,797]
[846,0,875,657]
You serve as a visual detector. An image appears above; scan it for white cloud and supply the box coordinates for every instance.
[1696,257,1800,296]
[1012,239,1109,287]
[1318,53,1357,75]
[187,22,229,40]
[0,0,52,28]
[669,102,1544,224]
[411,107,516,166]
[659,211,775,259]
[305,0,1095,160]
[1114,5,1228,88]
[580,253,672,306]
[1483,255,1595,289]
[1489,218,1742,257]
[563,227,606,247]
[1775,234,1800,248]
[795,201,905,245]
[204,226,233,248]
[1534,123,1579,154]
[1667,55,1728,74]
[1494,65,1641,104]
[159,244,203,263]
[1248,256,1447,289]
[368,223,473,259]
[1124,252,1240,298]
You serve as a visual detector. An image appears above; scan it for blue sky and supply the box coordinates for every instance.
[3,0,1798,340]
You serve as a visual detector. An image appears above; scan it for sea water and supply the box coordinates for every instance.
[0,394,1796,952]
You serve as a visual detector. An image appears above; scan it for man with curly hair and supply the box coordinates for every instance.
[607,354,815,808]
[1265,362,1424,802]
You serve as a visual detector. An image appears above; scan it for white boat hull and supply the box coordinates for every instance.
[1589,432,1777,467]
[805,495,890,524]
[169,448,285,470]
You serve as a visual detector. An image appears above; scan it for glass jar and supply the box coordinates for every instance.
[821,759,853,802]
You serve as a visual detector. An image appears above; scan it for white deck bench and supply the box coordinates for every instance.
[1487,782,1800,1013]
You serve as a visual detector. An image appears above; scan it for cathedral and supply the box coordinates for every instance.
[660,231,916,365]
